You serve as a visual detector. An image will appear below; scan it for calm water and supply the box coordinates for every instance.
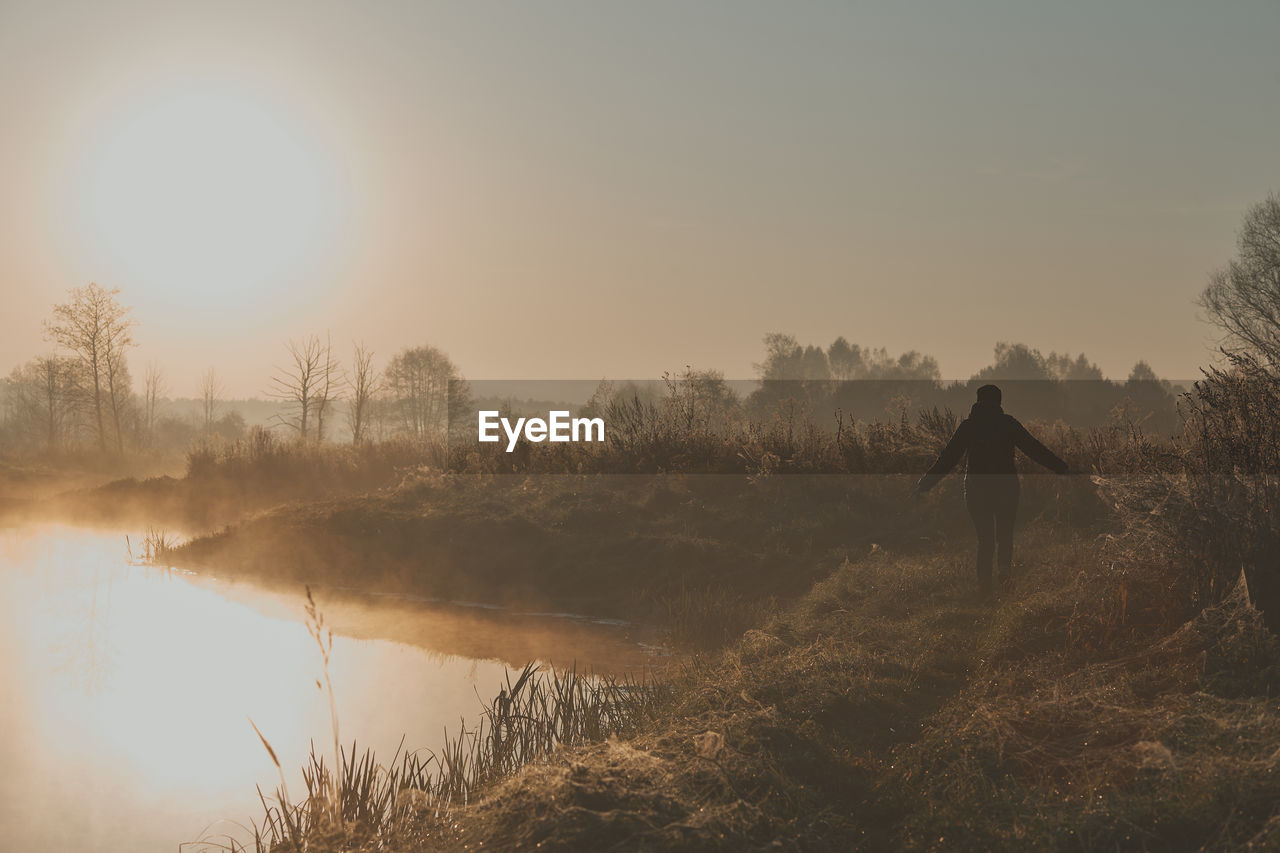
[0,524,658,852]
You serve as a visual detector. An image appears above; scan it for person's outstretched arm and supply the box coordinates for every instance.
[915,421,970,492]
[1011,420,1069,474]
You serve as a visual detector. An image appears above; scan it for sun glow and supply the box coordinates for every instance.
[69,82,350,316]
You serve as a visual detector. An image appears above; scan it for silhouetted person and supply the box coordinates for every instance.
[914,384,1068,597]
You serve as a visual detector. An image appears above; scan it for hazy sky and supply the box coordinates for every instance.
[1,1,1277,395]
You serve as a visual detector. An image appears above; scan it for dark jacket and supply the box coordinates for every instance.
[916,401,1068,491]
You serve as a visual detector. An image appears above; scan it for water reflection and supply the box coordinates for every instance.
[0,525,659,852]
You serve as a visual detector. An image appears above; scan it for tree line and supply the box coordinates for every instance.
[1,284,1182,462]
[569,339,1183,448]
[747,337,1182,431]
[0,283,467,457]
[0,287,1188,462]
[264,333,467,445]
[9,190,1279,461]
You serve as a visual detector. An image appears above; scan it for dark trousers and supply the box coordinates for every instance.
[964,476,1019,590]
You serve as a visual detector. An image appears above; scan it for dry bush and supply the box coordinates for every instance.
[1100,353,1280,631]
[185,427,436,491]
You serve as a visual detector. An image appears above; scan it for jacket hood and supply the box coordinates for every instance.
[969,400,1004,420]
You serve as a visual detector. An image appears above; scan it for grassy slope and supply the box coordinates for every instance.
[429,528,1280,852]
[168,473,909,624]
[0,459,157,519]
[40,464,399,531]
[3,439,426,531]
[167,472,1096,634]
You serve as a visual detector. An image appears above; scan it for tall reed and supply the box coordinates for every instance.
[187,586,669,853]
[234,662,666,852]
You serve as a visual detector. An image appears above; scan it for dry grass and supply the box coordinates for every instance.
[127,526,178,564]
[1100,354,1280,629]
[422,529,1280,852]
[445,399,1123,478]
[202,660,668,853]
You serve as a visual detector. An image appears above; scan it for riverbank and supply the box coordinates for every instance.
[0,458,154,519]
[1,436,423,531]
[420,526,1280,851]
[165,471,1098,642]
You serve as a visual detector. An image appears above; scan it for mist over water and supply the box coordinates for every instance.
[0,524,654,852]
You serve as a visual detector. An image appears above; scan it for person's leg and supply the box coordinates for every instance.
[994,477,1020,587]
[966,481,996,596]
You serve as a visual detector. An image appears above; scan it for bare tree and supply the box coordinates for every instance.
[104,339,133,451]
[35,357,68,450]
[369,390,394,442]
[1200,193,1280,365]
[384,345,461,442]
[143,363,165,448]
[346,342,379,444]
[7,356,80,451]
[313,333,342,442]
[268,336,325,440]
[199,367,225,434]
[664,367,740,432]
[44,283,135,452]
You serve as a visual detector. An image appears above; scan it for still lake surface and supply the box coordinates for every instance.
[0,524,659,852]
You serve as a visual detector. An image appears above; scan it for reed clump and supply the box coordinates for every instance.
[127,526,178,564]
[227,661,668,853]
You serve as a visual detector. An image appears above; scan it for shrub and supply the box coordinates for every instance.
[1102,353,1280,631]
